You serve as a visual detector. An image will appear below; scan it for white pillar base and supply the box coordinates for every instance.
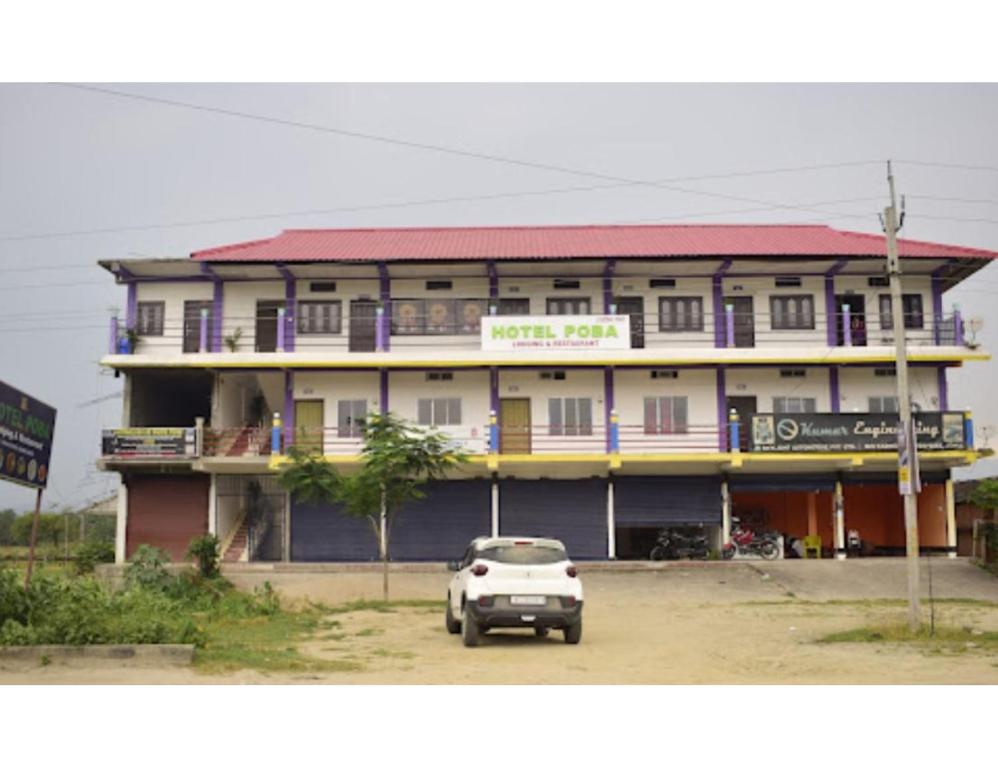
[606,478,616,560]
[114,477,128,564]
[490,478,500,538]
[945,477,957,559]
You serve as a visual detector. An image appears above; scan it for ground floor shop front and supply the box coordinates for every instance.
[114,467,959,564]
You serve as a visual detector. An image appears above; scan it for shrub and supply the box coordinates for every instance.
[187,534,221,579]
[75,540,115,575]
[125,545,173,591]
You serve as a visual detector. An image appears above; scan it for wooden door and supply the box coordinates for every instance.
[183,300,213,353]
[499,398,531,454]
[614,296,645,349]
[726,396,757,451]
[725,296,755,348]
[255,300,283,352]
[349,300,377,352]
[294,399,324,453]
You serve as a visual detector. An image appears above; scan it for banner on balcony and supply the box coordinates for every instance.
[0,379,57,490]
[102,427,197,458]
[748,412,966,453]
[481,315,630,351]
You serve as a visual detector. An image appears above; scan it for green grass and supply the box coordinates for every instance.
[354,627,384,637]
[816,623,998,655]
[745,597,998,608]
[325,598,446,615]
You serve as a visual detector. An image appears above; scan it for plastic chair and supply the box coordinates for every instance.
[802,535,822,559]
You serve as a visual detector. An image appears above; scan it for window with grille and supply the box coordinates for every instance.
[135,301,165,336]
[546,297,591,315]
[297,301,342,334]
[337,400,367,438]
[392,298,487,335]
[878,294,924,330]
[770,295,815,330]
[772,397,817,413]
[868,396,899,413]
[497,298,530,316]
[658,297,704,332]
[643,396,689,435]
[548,398,593,436]
[417,398,462,426]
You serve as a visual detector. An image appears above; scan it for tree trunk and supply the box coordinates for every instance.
[380,488,389,601]
[383,550,389,602]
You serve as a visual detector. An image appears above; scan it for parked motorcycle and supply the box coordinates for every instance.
[650,528,710,561]
[721,518,780,560]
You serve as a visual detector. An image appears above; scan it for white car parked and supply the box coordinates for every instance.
[445,536,584,647]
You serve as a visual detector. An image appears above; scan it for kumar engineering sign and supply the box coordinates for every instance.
[0,380,56,490]
[749,412,966,453]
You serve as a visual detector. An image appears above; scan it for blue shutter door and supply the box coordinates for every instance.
[498,478,607,560]
[390,480,491,561]
[614,476,722,527]
[290,497,379,562]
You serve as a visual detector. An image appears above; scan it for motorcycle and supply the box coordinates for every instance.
[650,528,710,561]
[721,518,780,560]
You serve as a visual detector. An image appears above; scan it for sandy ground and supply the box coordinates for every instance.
[3,560,997,684]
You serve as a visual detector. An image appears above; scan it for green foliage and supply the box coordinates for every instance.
[0,509,16,546]
[187,534,221,579]
[10,513,65,547]
[124,544,173,591]
[969,478,998,512]
[224,327,243,352]
[74,540,115,575]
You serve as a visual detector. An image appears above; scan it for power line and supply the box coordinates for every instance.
[897,159,998,175]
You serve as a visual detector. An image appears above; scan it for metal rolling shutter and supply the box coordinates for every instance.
[126,474,209,561]
[390,480,491,562]
[727,475,836,493]
[614,476,722,527]
[290,498,378,562]
[842,471,949,487]
[498,479,607,560]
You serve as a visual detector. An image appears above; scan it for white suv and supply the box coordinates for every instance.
[445,536,584,647]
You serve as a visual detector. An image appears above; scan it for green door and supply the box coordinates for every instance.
[294,400,324,453]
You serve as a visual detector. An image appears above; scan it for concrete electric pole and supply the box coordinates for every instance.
[883,160,922,632]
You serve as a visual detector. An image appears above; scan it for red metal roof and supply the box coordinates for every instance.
[190,224,998,263]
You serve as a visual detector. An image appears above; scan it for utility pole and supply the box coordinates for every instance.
[883,160,921,631]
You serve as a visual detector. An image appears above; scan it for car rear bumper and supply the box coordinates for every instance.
[466,601,583,629]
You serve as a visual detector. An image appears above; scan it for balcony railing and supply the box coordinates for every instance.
[106,308,972,355]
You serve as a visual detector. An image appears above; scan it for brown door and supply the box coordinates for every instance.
[349,300,378,352]
[614,296,645,349]
[255,300,284,352]
[835,294,867,347]
[500,398,531,454]
[725,296,755,348]
[294,399,324,453]
[725,396,757,451]
[126,475,209,561]
[183,300,213,353]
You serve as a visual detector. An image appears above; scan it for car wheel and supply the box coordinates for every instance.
[462,609,481,647]
[445,598,461,635]
[760,540,779,560]
[535,626,550,638]
[563,620,582,645]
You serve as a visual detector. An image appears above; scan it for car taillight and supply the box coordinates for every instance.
[566,565,578,578]
[471,563,488,576]
[561,595,577,608]
[477,595,494,607]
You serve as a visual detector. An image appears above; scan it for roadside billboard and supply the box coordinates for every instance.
[0,380,57,490]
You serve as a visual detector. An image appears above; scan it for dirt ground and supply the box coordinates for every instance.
[3,560,997,684]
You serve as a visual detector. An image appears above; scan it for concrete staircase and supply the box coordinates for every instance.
[222,515,249,563]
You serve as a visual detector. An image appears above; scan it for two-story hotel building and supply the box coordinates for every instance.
[97,224,993,565]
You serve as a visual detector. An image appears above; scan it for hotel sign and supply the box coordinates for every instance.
[749,412,966,453]
[481,315,630,352]
[102,428,197,458]
[0,380,57,490]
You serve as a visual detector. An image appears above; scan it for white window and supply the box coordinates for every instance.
[643,396,689,434]
[548,398,593,436]
[337,400,367,438]
[135,301,165,336]
[297,301,342,334]
[868,396,899,413]
[417,398,462,426]
[773,397,816,413]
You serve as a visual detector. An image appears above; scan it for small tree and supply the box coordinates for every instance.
[278,411,466,599]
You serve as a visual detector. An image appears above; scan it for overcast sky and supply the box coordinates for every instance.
[1,83,997,511]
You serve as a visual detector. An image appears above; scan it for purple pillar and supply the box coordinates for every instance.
[938,367,949,411]
[931,267,945,345]
[716,368,727,451]
[375,307,385,351]
[954,307,964,345]
[829,366,840,413]
[109,316,119,354]
[603,367,615,453]
[198,308,208,353]
[725,304,735,348]
[126,282,137,331]
[603,259,616,314]
[490,367,499,413]
[712,259,732,348]
[380,370,389,415]
[842,304,852,347]
[378,263,391,352]
[283,370,294,450]
[825,276,837,346]
[276,307,286,352]
[212,279,223,352]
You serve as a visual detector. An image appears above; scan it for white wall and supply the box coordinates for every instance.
[838,366,940,412]
[833,275,934,345]
[294,278,379,352]
[222,280,284,352]
[722,275,828,347]
[133,281,213,354]
[498,369,605,453]
[725,366,832,412]
[390,277,489,351]
[293,371,380,453]
[390,370,490,452]
[614,368,721,451]
[610,276,715,348]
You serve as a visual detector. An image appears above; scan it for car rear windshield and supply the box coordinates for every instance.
[476,545,567,565]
